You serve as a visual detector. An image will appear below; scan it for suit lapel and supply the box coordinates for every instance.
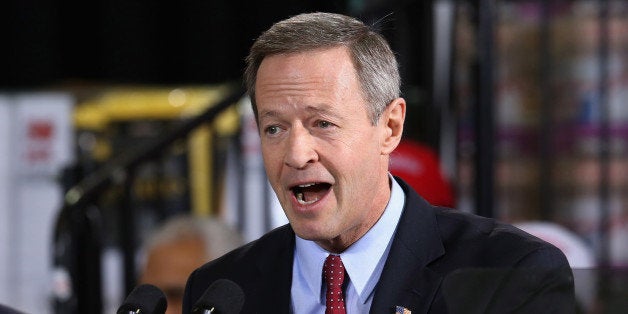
[370,178,445,314]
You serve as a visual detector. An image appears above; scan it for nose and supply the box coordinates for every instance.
[284,125,318,169]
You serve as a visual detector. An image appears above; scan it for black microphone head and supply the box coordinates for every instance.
[117,283,167,314]
[192,279,244,314]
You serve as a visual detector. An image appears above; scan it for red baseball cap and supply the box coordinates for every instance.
[390,139,455,207]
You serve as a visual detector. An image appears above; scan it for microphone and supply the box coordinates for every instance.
[192,279,245,314]
[117,284,167,314]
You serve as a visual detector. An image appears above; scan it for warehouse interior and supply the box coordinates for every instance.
[1,1,627,313]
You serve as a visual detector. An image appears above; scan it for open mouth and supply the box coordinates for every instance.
[291,182,331,205]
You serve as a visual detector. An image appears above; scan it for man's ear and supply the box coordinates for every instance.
[380,97,406,155]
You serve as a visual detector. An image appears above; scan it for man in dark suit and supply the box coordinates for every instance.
[183,12,574,313]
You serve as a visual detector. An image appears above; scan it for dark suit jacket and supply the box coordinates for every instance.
[183,179,575,313]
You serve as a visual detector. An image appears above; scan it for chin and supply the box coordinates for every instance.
[292,223,331,241]
[292,226,321,240]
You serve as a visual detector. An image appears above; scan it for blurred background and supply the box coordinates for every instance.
[1,0,627,313]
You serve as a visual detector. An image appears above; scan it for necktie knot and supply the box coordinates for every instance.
[323,254,346,314]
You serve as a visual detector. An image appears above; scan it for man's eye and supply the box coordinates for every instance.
[265,125,280,135]
[317,121,332,128]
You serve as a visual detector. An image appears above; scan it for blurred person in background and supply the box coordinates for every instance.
[138,215,242,314]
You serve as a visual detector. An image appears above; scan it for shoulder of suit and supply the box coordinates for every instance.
[197,224,294,271]
[430,207,564,266]
[184,224,294,305]
[433,208,548,246]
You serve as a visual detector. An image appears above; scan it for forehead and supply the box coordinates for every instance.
[261,47,356,81]
[255,47,363,104]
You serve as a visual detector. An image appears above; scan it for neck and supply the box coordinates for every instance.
[317,175,392,253]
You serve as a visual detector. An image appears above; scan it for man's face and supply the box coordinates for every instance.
[255,46,396,252]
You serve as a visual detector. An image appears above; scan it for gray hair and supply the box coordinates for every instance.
[143,215,243,261]
[244,12,401,125]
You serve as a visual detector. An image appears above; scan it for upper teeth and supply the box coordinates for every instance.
[299,183,315,187]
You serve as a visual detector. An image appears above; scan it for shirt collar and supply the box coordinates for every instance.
[294,174,406,304]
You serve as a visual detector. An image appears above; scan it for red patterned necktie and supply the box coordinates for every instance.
[323,254,346,314]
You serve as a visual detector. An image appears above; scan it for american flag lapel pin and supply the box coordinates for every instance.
[395,305,411,314]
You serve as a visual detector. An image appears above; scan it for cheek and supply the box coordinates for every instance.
[263,162,282,188]
[261,147,282,171]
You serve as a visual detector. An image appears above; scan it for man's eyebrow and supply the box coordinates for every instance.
[304,104,335,115]
[259,104,336,119]
[259,110,279,120]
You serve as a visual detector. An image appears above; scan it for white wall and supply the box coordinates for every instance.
[0,97,15,310]
[0,93,74,313]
